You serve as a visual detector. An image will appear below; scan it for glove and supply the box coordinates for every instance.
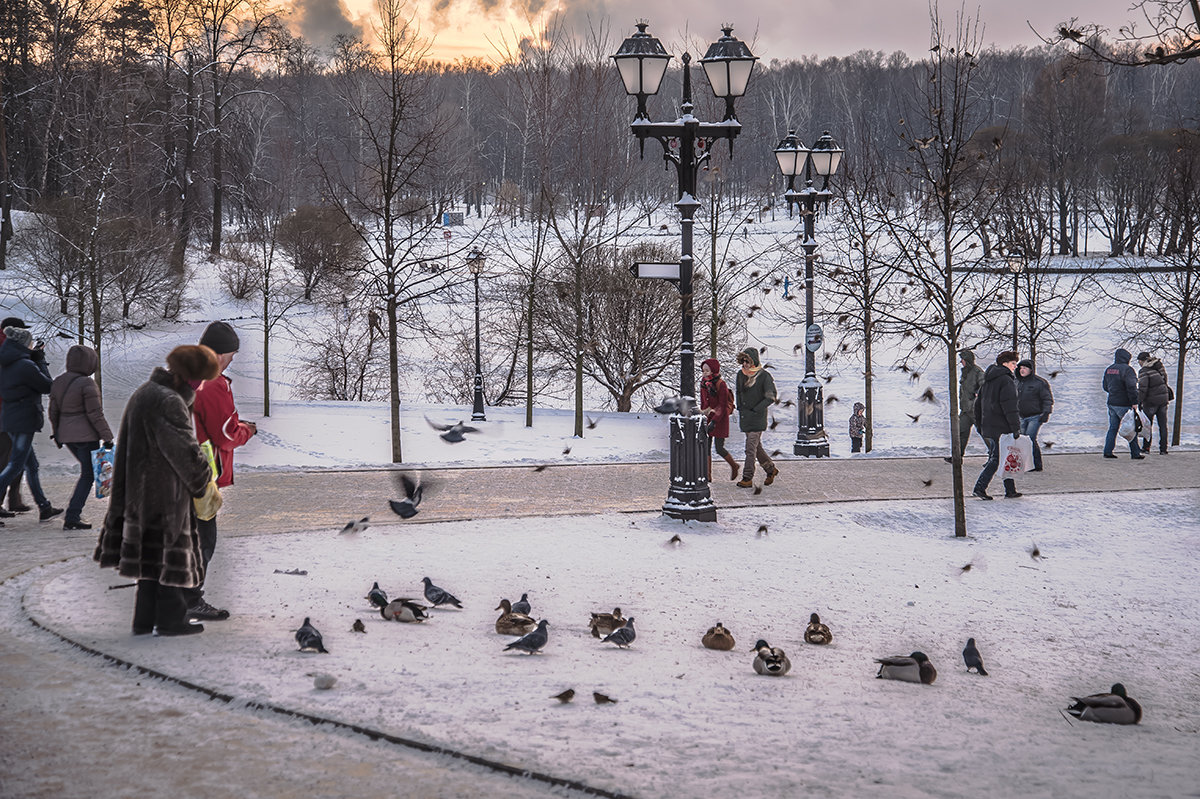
[103,440,114,449]
[30,347,46,362]
[1040,414,1049,424]
[193,480,223,521]
[1012,431,1021,440]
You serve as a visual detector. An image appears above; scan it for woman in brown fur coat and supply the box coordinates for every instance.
[94,345,220,636]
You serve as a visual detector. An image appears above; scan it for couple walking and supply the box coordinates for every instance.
[700,348,779,489]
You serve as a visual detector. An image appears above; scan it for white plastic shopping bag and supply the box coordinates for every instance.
[998,433,1033,476]
[1118,410,1138,441]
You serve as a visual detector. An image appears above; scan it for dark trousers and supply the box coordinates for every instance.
[133,579,189,632]
[957,414,978,457]
[65,441,99,523]
[182,516,218,607]
[851,436,863,453]
[0,431,27,507]
[1142,405,1168,453]
[975,437,1000,492]
[0,432,49,507]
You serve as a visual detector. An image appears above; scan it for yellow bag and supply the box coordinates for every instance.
[193,480,223,521]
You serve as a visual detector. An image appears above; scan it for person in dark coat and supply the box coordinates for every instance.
[951,348,986,460]
[1015,359,1053,472]
[1136,352,1170,454]
[0,325,63,523]
[972,350,1022,500]
[849,402,868,453]
[700,358,738,481]
[0,317,31,514]
[1102,348,1143,460]
[94,345,220,636]
[734,347,779,488]
[49,344,114,530]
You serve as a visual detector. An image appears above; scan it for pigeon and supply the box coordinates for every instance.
[1029,541,1045,560]
[756,524,768,538]
[422,577,463,608]
[351,619,366,633]
[295,617,328,653]
[653,396,696,415]
[918,387,937,404]
[804,613,833,645]
[593,691,618,705]
[906,413,921,423]
[586,416,599,429]
[752,640,791,676]
[875,651,936,684]
[340,516,370,535]
[1066,684,1142,725]
[551,688,575,704]
[666,533,682,546]
[381,598,430,622]
[425,416,480,443]
[503,619,549,654]
[963,637,988,675]
[602,616,636,648]
[366,581,388,609]
[388,473,423,519]
[511,592,532,615]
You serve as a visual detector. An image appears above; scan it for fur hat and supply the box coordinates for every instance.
[996,350,1019,365]
[199,321,240,354]
[3,326,33,349]
[0,317,27,330]
[1137,351,1151,363]
[167,345,220,382]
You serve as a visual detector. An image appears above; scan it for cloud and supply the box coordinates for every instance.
[291,0,364,49]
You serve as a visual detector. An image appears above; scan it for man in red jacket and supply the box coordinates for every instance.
[185,321,257,621]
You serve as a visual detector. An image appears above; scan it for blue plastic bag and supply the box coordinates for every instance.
[92,445,115,499]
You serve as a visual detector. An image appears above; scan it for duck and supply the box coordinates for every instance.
[590,607,625,639]
[804,613,832,645]
[751,639,791,676]
[1066,684,1142,725]
[875,651,937,684]
[702,622,736,651]
[494,598,538,636]
[381,598,429,623]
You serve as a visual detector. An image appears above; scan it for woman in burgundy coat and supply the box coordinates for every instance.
[700,358,738,481]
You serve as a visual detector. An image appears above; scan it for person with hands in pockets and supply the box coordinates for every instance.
[49,344,113,530]
[972,350,1023,501]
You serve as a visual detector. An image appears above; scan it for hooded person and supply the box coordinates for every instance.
[0,317,31,514]
[185,321,257,622]
[972,350,1022,500]
[0,324,62,523]
[1136,351,1170,454]
[700,357,738,481]
[49,344,114,529]
[1102,348,1142,460]
[95,345,221,636]
[849,402,868,453]
[1015,359,1053,472]
[733,347,779,488]
[950,348,986,460]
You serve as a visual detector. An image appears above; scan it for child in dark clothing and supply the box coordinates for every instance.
[849,402,867,452]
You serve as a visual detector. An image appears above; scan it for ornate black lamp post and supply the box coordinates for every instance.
[467,248,487,422]
[613,21,757,522]
[773,130,844,457]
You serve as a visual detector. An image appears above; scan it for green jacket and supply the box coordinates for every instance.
[958,349,985,419]
[734,347,777,432]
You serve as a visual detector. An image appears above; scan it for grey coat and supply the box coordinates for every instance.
[49,345,113,444]
[94,368,212,588]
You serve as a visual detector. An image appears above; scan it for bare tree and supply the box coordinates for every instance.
[1052,2,1200,65]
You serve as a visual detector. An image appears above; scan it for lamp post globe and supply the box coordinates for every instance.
[467,248,487,422]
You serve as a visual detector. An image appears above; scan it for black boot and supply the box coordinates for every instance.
[1003,478,1022,498]
[132,580,156,635]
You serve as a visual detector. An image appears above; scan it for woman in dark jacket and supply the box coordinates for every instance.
[49,345,114,530]
[1015,359,1053,472]
[972,351,1022,500]
[700,358,737,481]
[0,325,62,523]
[1136,351,1170,454]
[95,345,220,636]
[734,347,779,488]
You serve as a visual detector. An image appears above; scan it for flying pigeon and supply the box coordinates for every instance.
[422,577,463,608]
[551,688,575,704]
[388,473,423,519]
[875,651,936,684]
[366,581,388,609]
[1066,684,1142,725]
[963,637,988,675]
[340,516,370,535]
[653,396,696,416]
[602,616,637,648]
[295,617,328,653]
[503,619,549,654]
[593,691,618,705]
[511,593,531,615]
[381,598,429,622]
[425,416,480,443]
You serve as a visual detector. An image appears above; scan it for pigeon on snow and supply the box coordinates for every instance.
[340,516,369,534]
[423,577,463,608]
[388,473,423,519]
[504,619,549,654]
[602,616,637,648]
[366,581,388,609]
[511,592,531,615]
[295,617,328,653]
[962,637,988,675]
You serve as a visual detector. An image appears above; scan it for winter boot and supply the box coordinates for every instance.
[1003,478,1022,499]
[764,466,780,486]
[723,452,740,481]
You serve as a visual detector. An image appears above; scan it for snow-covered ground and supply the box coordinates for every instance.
[30,489,1200,798]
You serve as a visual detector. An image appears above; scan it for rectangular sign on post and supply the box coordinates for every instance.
[630,262,681,281]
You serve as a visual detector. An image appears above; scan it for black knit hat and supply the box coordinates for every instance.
[1137,351,1151,363]
[199,321,239,354]
[0,317,27,329]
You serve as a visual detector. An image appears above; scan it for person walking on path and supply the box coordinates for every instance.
[0,325,63,524]
[700,358,738,482]
[849,402,868,453]
[0,318,32,515]
[95,345,221,636]
[48,345,114,530]
[1136,351,1171,454]
[947,348,985,462]
[972,350,1023,501]
[1102,348,1143,460]
[186,321,257,622]
[1015,359,1053,472]
[734,347,779,488]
